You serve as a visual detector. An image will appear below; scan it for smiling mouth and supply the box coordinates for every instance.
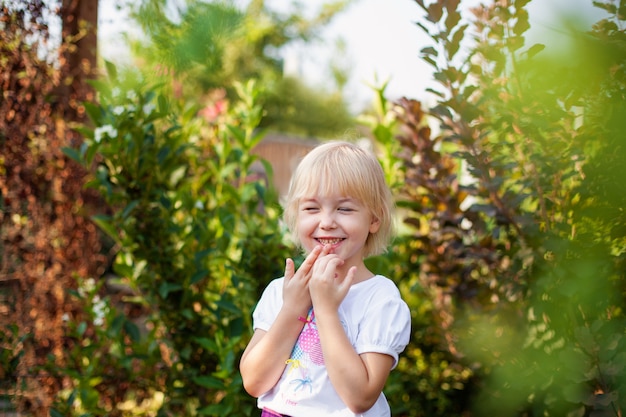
[316,238,344,245]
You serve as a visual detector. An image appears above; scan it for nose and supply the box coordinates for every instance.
[319,210,336,229]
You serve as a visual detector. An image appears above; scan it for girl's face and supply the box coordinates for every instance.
[296,192,380,267]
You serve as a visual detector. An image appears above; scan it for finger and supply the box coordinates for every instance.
[341,266,357,288]
[299,245,324,273]
[312,245,333,265]
[319,256,344,278]
[284,258,295,280]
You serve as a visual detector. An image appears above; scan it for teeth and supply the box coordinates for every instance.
[317,238,342,245]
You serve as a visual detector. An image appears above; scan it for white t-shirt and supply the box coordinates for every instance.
[252,275,411,417]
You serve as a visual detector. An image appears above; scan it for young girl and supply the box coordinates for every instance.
[240,141,411,417]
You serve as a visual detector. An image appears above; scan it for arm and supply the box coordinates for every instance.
[239,315,305,397]
[315,311,395,413]
[309,256,395,413]
[239,246,325,397]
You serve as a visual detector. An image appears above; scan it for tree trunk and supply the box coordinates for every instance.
[59,0,99,127]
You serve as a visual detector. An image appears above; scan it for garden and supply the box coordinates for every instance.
[1,0,625,416]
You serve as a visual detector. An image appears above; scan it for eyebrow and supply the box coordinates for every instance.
[337,197,357,204]
[300,196,357,204]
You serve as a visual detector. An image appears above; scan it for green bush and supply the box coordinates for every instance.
[61,64,291,416]
[368,0,626,416]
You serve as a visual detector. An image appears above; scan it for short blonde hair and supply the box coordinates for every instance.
[283,141,394,257]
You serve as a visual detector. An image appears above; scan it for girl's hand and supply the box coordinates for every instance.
[282,245,325,316]
[309,249,355,314]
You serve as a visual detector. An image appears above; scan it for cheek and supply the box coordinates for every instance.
[294,216,312,241]
[295,225,318,252]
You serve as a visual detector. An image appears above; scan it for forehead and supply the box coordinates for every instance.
[300,194,358,204]
[296,174,358,201]
[304,175,348,193]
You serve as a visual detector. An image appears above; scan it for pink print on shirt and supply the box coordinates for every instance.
[290,309,324,366]
[297,310,324,365]
[283,309,324,404]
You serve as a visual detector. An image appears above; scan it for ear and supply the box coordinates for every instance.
[369,215,381,234]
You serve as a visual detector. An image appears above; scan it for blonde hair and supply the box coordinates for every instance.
[283,141,394,257]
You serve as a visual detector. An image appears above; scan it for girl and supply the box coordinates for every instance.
[240,141,411,416]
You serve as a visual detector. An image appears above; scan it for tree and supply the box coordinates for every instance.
[123,0,356,138]
[0,1,104,416]
[58,0,99,123]
[372,0,626,415]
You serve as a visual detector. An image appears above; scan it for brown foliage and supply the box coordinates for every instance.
[0,4,105,416]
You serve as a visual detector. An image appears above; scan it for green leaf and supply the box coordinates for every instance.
[50,408,64,417]
[104,60,117,80]
[219,163,238,180]
[112,262,133,280]
[421,46,438,57]
[169,165,187,186]
[192,375,224,389]
[422,55,439,69]
[67,389,77,406]
[216,299,241,314]
[416,21,433,37]
[77,321,87,336]
[85,142,99,166]
[197,403,231,416]
[158,94,168,114]
[193,337,218,351]
[260,158,274,180]
[426,1,444,23]
[445,10,461,33]
[67,289,81,299]
[84,102,103,124]
[190,270,208,285]
[121,200,140,220]
[158,281,183,299]
[108,314,125,337]
[426,87,445,98]
[91,215,122,246]
[226,125,246,146]
[156,146,171,165]
[62,146,82,164]
[123,320,141,342]
[72,126,94,140]
[448,24,468,59]
[525,43,545,59]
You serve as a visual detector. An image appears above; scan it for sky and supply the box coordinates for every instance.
[99,0,609,112]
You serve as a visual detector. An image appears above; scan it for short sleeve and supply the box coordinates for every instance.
[252,278,284,331]
[354,296,411,369]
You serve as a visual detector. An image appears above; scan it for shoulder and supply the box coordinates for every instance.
[364,275,403,298]
[252,277,285,327]
[348,277,411,361]
[347,275,407,311]
[266,276,284,290]
[259,277,284,300]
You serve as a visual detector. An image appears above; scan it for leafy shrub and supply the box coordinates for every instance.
[61,64,291,416]
[370,0,626,416]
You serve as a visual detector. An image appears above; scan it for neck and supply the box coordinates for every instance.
[343,262,374,284]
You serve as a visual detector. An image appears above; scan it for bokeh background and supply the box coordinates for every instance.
[1,0,625,416]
